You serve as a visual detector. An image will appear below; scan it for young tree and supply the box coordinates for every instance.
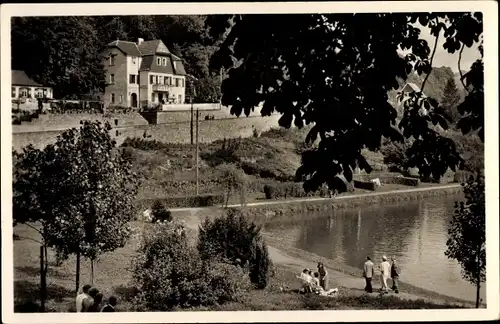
[445,171,485,308]
[217,163,247,207]
[13,121,140,293]
[206,13,483,193]
[441,77,462,123]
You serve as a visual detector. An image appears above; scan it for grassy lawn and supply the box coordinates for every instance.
[13,220,464,313]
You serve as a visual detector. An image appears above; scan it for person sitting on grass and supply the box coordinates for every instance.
[101,296,117,312]
[297,269,314,293]
[312,272,321,287]
[88,292,104,312]
[310,272,339,297]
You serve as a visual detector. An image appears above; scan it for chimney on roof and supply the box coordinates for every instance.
[137,38,144,45]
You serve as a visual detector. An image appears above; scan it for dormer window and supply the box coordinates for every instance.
[162,58,167,66]
[109,55,115,66]
[157,57,161,66]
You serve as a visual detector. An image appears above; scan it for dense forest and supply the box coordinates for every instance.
[11,15,225,101]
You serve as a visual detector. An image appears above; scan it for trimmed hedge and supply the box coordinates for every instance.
[392,176,420,186]
[353,180,377,191]
[263,182,332,200]
[138,193,225,209]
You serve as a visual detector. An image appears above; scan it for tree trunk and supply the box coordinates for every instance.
[475,252,481,308]
[75,251,81,294]
[225,187,230,208]
[39,246,46,312]
[90,259,95,285]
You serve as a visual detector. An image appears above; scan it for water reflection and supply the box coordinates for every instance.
[264,196,486,302]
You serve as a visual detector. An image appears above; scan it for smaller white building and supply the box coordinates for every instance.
[11,70,53,101]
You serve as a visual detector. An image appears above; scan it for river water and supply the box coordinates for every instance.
[263,195,486,303]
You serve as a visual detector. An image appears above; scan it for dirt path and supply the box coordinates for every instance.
[169,184,460,212]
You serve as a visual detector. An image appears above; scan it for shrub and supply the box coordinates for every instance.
[381,140,412,172]
[151,200,172,223]
[353,180,377,191]
[249,242,271,289]
[132,222,250,310]
[264,184,276,199]
[121,137,170,151]
[205,262,252,304]
[197,209,272,289]
[393,176,420,186]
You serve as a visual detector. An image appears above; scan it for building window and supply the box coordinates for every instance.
[150,75,154,84]
[155,76,159,84]
[175,78,180,87]
[132,57,136,64]
[27,88,32,98]
[12,87,16,98]
[162,58,167,66]
[129,74,136,84]
[111,93,115,104]
[110,74,115,84]
[110,55,115,65]
[157,57,161,66]
[158,76,163,85]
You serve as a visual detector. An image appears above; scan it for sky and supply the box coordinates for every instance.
[417,23,481,73]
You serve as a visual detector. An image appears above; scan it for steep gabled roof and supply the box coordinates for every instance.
[138,40,172,56]
[12,70,42,87]
[402,82,421,93]
[107,40,142,56]
[139,53,186,75]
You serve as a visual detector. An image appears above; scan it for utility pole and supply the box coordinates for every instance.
[195,108,200,196]
[190,82,194,145]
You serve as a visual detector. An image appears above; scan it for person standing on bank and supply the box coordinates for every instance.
[379,255,391,293]
[317,262,329,291]
[75,284,91,312]
[363,256,374,293]
[390,257,400,294]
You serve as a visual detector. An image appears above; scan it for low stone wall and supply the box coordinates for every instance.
[12,105,273,133]
[12,114,282,151]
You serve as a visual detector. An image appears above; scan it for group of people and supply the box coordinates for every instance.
[363,255,400,294]
[298,262,339,297]
[75,284,117,312]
